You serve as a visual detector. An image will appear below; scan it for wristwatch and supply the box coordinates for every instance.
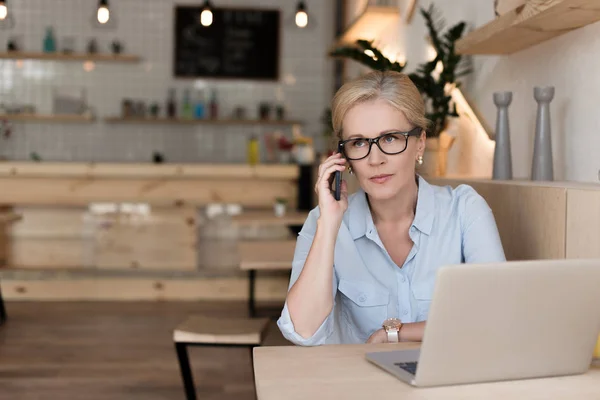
[382,318,403,343]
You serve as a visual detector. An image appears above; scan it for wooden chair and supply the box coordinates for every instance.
[173,315,269,400]
[237,239,295,317]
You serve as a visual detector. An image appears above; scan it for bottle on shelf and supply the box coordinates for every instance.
[209,89,219,120]
[194,88,205,120]
[247,134,260,166]
[166,89,177,118]
[181,89,193,120]
[43,27,56,53]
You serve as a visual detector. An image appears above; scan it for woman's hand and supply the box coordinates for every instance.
[366,328,388,344]
[314,152,348,224]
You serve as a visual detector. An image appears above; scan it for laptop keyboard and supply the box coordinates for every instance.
[394,362,418,375]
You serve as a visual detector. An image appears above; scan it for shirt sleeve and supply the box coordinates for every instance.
[277,207,338,346]
[457,185,507,263]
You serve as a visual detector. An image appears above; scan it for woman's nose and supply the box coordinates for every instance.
[367,142,386,165]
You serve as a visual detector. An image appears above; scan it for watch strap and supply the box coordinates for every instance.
[386,328,399,343]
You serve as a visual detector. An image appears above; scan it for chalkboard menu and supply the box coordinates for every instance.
[174,6,280,80]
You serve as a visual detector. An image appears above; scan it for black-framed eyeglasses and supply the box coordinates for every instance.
[338,127,422,161]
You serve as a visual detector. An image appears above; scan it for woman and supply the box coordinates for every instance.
[277,70,505,346]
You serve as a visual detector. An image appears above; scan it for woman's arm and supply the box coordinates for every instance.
[286,217,341,339]
[367,322,426,343]
[278,153,348,344]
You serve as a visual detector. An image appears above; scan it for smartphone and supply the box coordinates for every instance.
[333,143,343,201]
[334,170,342,201]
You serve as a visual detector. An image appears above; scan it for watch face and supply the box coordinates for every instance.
[382,318,402,330]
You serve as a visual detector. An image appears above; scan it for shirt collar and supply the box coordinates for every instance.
[347,174,435,240]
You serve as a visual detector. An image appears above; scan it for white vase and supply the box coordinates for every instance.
[274,203,286,217]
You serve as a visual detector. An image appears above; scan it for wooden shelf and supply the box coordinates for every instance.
[456,0,600,55]
[0,52,141,63]
[0,114,95,123]
[104,117,302,126]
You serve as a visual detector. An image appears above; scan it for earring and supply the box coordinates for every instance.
[348,166,353,174]
[417,155,424,165]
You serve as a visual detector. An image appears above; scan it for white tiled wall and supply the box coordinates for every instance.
[0,0,335,163]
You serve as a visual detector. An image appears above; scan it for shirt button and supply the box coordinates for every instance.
[358,295,367,303]
[400,276,406,283]
[403,309,408,316]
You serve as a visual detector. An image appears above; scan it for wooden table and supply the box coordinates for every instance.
[238,239,294,317]
[253,343,600,399]
[233,211,305,317]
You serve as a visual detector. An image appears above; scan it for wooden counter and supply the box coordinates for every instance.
[0,162,301,272]
[254,344,600,400]
[0,162,299,207]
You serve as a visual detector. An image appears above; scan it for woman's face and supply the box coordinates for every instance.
[341,98,425,201]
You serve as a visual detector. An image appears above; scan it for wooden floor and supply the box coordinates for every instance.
[0,301,291,400]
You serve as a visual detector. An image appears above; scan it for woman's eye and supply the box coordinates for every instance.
[352,140,366,148]
[384,135,396,143]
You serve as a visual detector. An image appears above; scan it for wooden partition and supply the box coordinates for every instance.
[430,178,600,261]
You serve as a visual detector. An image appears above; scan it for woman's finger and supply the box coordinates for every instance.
[317,156,345,180]
[318,164,346,189]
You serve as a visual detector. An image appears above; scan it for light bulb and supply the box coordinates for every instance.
[200,9,213,27]
[97,6,110,24]
[295,10,308,28]
[0,3,7,20]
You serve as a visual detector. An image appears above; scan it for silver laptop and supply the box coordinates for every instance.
[366,258,600,387]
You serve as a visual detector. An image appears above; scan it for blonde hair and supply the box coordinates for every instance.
[331,70,429,139]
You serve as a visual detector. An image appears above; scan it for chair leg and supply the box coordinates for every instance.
[0,285,6,326]
[249,345,257,400]
[175,342,197,400]
[248,270,256,318]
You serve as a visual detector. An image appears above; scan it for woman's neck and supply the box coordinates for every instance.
[368,176,419,224]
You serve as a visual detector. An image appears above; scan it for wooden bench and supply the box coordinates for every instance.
[237,239,295,318]
[0,210,22,325]
[173,315,269,400]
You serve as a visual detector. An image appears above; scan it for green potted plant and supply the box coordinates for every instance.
[329,4,472,177]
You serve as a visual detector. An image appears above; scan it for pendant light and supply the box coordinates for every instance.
[295,1,308,28]
[97,0,109,24]
[200,1,213,27]
[92,0,116,29]
[287,1,315,31]
[0,0,15,29]
[0,1,8,21]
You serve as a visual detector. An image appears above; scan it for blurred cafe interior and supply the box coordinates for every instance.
[0,0,599,399]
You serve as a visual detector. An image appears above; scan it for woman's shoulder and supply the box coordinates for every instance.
[423,177,492,216]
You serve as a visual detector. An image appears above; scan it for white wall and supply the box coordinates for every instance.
[344,0,600,183]
[0,0,335,163]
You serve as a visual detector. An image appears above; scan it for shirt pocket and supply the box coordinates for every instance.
[411,279,433,322]
[338,279,389,342]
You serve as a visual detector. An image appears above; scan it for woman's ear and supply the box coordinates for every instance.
[418,129,427,154]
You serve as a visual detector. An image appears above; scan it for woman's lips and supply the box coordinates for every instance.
[369,174,393,184]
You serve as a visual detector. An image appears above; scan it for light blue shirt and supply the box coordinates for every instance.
[277,175,506,346]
